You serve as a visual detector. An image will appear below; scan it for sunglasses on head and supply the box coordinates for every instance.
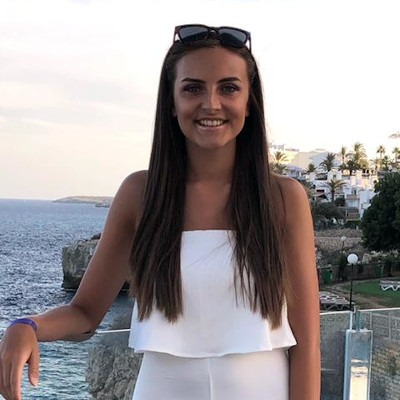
[174,24,251,51]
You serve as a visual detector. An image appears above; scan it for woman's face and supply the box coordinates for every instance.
[173,46,250,152]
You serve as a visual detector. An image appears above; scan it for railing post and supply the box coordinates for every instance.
[343,309,373,400]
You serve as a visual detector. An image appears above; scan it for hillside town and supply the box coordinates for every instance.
[269,141,400,227]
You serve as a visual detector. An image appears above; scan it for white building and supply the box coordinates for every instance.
[269,144,377,220]
[307,170,377,219]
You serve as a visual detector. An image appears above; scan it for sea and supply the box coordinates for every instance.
[0,199,133,399]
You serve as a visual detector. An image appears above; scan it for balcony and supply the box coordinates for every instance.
[3,308,398,400]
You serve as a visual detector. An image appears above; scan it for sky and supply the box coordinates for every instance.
[1,0,400,199]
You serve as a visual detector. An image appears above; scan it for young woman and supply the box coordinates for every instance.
[0,25,320,400]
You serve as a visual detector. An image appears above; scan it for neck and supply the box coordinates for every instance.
[186,142,236,184]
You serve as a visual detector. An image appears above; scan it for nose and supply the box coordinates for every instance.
[201,89,221,111]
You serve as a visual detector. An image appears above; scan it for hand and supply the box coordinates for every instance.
[0,324,40,400]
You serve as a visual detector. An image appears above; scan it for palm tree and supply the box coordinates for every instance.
[351,142,368,168]
[377,145,386,160]
[306,163,317,173]
[320,152,337,172]
[272,151,288,174]
[381,155,391,171]
[392,147,400,168]
[339,146,348,172]
[345,159,358,176]
[345,142,368,172]
[371,157,381,173]
[340,146,348,165]
[325,178,346,203]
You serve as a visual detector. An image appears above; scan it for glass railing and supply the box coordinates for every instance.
[359,307,400,400]
[3,308,399,399]
[18,329,136,400]
[320,311,352,400]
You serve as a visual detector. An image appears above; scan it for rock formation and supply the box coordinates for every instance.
[62,238,99,290]
[62,234,129,291]
[86,309,141,399]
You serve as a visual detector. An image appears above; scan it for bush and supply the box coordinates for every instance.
[335,197,345,207]
[311,201,344,230]
[344,220,361,229]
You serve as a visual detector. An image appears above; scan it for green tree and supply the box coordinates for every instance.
[346,142,368,172]
[361,172,400,251]
[311,202,344,229]
[340,146,348,165]
[352,142,368,167]
[392,147,400,168]
[371,157,381,172]
[345,159,359,176]
[272,151,288,174]
[325,178,346,203]
[339,146,348,172]
[320,152,337,172]
[377,145,386,161]
[306,163,317,173]
[381,155,391,171]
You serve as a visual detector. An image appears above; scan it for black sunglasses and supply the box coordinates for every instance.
[174,24,251,51]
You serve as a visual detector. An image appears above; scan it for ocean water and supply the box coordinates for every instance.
[0,199,133,399]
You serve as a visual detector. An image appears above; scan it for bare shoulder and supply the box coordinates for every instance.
[272,173,310,226]
[272,173,307,200]
[121,170,148,199]
[109,170,148,231]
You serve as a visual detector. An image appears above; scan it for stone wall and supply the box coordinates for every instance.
[315,236,363,254]
[315,228,363,238]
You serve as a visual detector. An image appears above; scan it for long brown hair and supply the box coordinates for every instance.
[129,38,290,329]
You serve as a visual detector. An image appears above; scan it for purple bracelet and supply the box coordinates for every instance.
[9,318,38,332]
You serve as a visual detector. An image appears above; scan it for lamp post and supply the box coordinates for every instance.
[341,236,347,252]
[347,253,358,311]
[339,236,346,281]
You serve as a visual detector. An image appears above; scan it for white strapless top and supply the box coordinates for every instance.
[128,230,297,357]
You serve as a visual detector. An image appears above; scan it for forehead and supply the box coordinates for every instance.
[174,47,249,82]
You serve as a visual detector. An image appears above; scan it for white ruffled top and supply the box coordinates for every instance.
[129,230,297,357]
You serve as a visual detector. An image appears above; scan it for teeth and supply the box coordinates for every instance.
[198,119,224,127]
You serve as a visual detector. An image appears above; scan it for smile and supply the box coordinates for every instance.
[196,119,226,127]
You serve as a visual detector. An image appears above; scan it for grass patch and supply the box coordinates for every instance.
[340,279,400,308]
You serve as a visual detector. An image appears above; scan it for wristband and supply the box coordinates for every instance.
[9,318,38,332]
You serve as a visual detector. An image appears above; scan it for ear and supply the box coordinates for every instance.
[172,105,177,117]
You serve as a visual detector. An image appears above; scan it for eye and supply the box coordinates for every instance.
[182,84,203,94]
[220,84,240,94]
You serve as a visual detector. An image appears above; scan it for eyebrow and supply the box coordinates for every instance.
[180,77,241,83]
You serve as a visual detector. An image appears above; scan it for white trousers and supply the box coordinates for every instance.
[132,349,289,400]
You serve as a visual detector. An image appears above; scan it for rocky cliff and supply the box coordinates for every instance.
[62,234,129,291]
[62,238,99,289]
[86,311,141,399]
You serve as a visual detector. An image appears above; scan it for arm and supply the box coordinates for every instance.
[27,171,144,339]
[0,171,146,400]
[278,176,321,400]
